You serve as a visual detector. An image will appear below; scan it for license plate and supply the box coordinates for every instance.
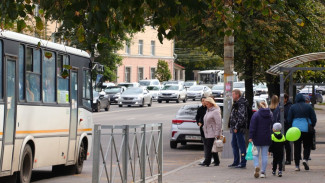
[185,135,201,140]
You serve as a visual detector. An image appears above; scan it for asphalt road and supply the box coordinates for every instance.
[30,100,205,183]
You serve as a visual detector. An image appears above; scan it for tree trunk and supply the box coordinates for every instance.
[244,57,254,110]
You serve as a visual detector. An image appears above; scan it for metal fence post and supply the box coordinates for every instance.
[92,124,101,183]
[158,123,163,183]
[141,124,146,183]
[123,125,129,183]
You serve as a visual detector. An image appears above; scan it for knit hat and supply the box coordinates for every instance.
[273,123,282,131]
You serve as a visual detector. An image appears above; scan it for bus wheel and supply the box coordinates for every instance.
[75,142,86,174]
[18,145,33,183]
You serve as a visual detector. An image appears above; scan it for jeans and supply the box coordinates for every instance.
[294,132,312,166]
[253,146,269,173]
[231,131,247,166]
[203,138,220,165]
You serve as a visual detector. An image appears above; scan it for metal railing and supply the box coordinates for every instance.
[92,123,163,183]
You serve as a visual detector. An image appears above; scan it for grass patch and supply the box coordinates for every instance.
[318,103,325,105]
[314,107,322,110]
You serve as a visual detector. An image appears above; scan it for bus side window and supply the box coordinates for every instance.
[19,45,24,100]
[57,55,69,104]
[82,70,91,109]
[26,47,41,102]
[42,51,56,103]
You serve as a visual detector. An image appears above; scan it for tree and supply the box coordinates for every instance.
[155,60,172,82]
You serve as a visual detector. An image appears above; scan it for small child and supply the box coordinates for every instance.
[269,123,286,177]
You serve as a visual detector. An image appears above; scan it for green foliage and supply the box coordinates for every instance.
[155,60,172,82]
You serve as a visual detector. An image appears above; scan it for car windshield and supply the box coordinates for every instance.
[93,91,99,97]
[212,85,223,90]
[139,81,151,86]
[123,88,143,94]
[167,81,178,85]
[256,84,267,89]
[118,84,133,88]
[162,85,179,90]
[234,82,245,88]
[105,87,121,93]
[184,82,194,86]
[176,105,199,120]
[188,86,204,91]
[147,86,159,91]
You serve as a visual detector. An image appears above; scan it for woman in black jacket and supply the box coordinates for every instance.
[196,97,207,165]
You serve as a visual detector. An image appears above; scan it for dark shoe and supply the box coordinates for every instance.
[214,163,220,166]
[198,162,206,166]
[228,164,238,167]
[285,161,291,165]
[235,165,246,168]
[302,160,309,170]
[278,171,282,177]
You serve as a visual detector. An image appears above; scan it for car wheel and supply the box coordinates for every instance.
[140,99,144,107]
[18,145,33,183]
[170,141,177,149]
[176,96,180,103]
[166,100,169,103]
[105,104,109,111]
[118,105,123,107]
[148,99,152,107]
[158,100,162,103]
[192,99,195,101]
[183,96,187,103]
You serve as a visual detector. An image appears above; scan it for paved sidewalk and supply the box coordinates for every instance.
[162,105,325,183]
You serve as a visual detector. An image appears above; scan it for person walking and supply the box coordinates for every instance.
[273,93,292,164]
[229,89,249,168]
[270,95,279,113]
[287,93,317,171]
[200,97,222,167]
[249,101,273,178]
[269,122,286,177]
[196,97,207,165]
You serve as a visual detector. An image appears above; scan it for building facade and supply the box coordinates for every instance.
[116,27,184,83]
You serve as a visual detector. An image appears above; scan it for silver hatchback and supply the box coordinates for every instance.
[170,104,202,149]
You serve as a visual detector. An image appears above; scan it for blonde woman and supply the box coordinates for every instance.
[249,101,273,178]
[200,97,222,167]
[270,95,279,113]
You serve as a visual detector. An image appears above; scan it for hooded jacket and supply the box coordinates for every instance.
[249,108,273,146]
[203,106,222,138]
[268,131,285,156]
[287,94,317,132]
[273,100,292,131]
[196,105,207,137]
[229,97,248,133]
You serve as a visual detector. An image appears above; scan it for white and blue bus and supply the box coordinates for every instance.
[197,70,239,84]
[0,30,93,182]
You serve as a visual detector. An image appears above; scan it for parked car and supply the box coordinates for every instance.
[233,81,245,93]
[170,104,201,148]
[103,82,115,88]
[252,97,267,112]
[184,80,197,89]
[147,85,161,101]
[187,85,212,101]
[139,79,161,89]
[299,87,323,103]
[254,83,268,96]
[158,84,187,103]
[104,86,126,104]
[92,91,110,112]
[316,86,325,95]
[211,84,224,98]
[118,87,152,107]
[117,82,140,88]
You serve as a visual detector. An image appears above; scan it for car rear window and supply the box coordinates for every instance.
[176,105,199,120]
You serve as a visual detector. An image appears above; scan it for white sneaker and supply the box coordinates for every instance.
[260,173,266,178]
[254,167,260,178]
[302,160,309,170]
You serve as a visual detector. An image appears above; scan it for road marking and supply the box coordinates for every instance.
[93,102,198,116]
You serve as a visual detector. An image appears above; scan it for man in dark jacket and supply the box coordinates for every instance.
[273,93,292,164]
[228,89,248,168]
[287,93,317,171]
[196,97,207,165]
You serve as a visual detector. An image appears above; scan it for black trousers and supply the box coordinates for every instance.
[294,132,312,166]
[284,141,291,161]
[272,152,283,172]
[203,138,220,165]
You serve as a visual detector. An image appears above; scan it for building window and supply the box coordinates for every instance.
[138,67,144,81]
[150,68,156,79]
[138,40,143,55]
[125,43,130,55]
[151,41,155,56]
[125,67,131,82]
[42,51,56,103]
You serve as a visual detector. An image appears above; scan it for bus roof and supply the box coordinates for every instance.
[0,30,90,58]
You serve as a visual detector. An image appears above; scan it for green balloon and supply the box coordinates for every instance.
[286,127,301,141]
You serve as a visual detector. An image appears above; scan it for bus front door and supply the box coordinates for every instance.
[1,57,17,172]
[67,71,78,163]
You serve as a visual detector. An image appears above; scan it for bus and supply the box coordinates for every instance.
[197,70,238,84]
[0,30,93,182]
